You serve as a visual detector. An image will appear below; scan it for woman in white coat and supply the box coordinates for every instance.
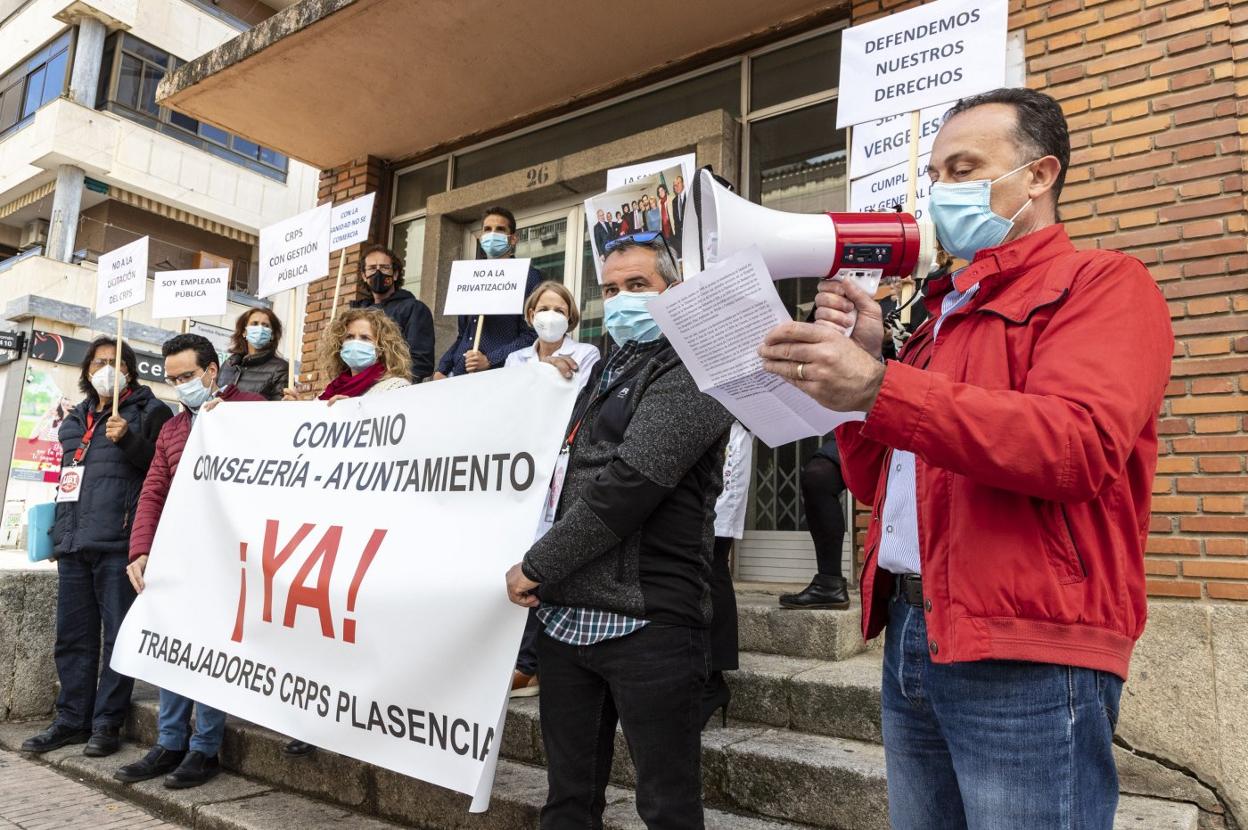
[504,281,599,391]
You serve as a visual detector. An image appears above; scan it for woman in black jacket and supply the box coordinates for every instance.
[217,307,289,401]
[22,337,172,758]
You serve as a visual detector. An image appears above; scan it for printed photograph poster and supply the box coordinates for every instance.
[9,366,71,483]
[584,163,684,284]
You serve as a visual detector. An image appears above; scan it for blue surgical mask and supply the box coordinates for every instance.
[340,340,377,370]
[603,291,663,347]
[480,232,512,259]
[245,325,272,348]
[175,373,214,411]
[928,160,1036,261]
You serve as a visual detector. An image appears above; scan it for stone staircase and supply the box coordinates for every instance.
[0,587,1205,829]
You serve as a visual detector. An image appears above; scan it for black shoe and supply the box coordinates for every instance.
[20,723,90,753]
[83,727,121,757]
[282,740,316,757]
[163,751,220,789]
[114,746,186,783]
[779,574,851,610]
[701,671,732,730]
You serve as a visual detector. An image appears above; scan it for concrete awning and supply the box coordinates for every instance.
[156,0,843,169]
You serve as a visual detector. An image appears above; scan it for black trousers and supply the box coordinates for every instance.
[516,607,541,675]
[801,454,847,578]
[536,624,708,830]
[708,537,739,672]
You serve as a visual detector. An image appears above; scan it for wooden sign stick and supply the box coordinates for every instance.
[329,252,347,324]
[473,314,486,353]
[287,287,298,390]
[112,311,124,417]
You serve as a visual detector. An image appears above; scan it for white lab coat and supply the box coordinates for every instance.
[504,337,601,393]
[713,421,753,539]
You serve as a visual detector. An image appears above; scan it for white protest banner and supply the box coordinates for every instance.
[96,236,149,316]
[850,101,954,179]
[330,192,376,253]
[606,153,696,191]
[112,363,579,808]
[442,258,531,317]
[258,203,331,298]
[151,268,229,320]
[850,153,933,220]
[836,0,1008,128]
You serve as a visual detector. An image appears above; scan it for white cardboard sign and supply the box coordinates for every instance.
[151,268,230,320]
[443,258,531,317]
[111,364,579,810]
[330,193,376,253]
[606,154,696,191]
[836,0,1008,128]
[850,101,955,179]
[96,236,149,316]
[258,203,331,298]
[850,153,933,220]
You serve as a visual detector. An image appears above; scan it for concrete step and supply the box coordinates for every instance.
[735,590,871,662]
[1115,795,1200,830]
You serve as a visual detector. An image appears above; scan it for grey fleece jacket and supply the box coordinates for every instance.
[521,341,733,626]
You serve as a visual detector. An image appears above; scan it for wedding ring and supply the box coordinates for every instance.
[797,362,806,381]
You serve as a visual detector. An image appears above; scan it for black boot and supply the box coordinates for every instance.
[779,574,850,610]
[163,750,220,789]
[701,671,731,730]
[283,740,316,757]
[114,746,186,783]
[20,723,90,753]
[83,726,121,757]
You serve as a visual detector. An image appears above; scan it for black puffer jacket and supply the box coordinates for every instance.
[53,385,172,557]
[351,289,435,380]
[218,349,289,401]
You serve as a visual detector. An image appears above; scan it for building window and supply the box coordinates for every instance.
[0,30,73,138]
[97,34,289,182]
[389,159,449,298]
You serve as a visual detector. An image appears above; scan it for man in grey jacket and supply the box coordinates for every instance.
[506,233,733,830]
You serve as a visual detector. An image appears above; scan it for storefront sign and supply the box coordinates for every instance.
[258,204,331,298]
[187,320,234,361]
[96,236,149,316]
[836,0,1007,128]
[330,193,376,253]
[112,364,578,809]
[443,258,532,316]
[849,154,934,220]
[0,330,25,354]
[151,268,230,320]
[850,102,953,179]
[27,330,166,383]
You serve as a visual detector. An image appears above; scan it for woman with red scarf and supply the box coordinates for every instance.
[656,183,674,239]
[284,307,412,403]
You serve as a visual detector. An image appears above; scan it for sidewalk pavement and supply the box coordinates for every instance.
[0,745,185,829]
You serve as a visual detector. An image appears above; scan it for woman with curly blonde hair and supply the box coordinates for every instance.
[284,307,411,403]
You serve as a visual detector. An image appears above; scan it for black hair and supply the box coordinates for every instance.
[161,333,219,371]
[944,87,1070,205]
[482,206,516,235]
[79,336,140,397]
[357,243,405,291]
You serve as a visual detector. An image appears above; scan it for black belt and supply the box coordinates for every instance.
[890,573,924,608]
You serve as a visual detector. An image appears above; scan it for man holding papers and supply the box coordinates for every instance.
[758,88,1173,830]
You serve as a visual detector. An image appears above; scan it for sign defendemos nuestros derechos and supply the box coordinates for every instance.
[850,153,934,220]
[258,203,331,298]
[96,236,149,316]
[835,0,1008,128]
[111,364,579,808]
[850,102,954,179]
[442,258,532,317]
[329,193,376,253]
[151,268,230,320]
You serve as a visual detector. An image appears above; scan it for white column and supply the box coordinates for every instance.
[45,165,86,262]
[67,16,107,107]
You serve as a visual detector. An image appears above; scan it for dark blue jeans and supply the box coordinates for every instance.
[536,623,708,830]
[53,551,136,732]
[881,596,1123,830]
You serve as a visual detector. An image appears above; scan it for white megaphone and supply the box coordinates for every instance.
[681,167,937,295]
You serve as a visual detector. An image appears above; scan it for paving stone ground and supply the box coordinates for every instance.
[0,746,185,829]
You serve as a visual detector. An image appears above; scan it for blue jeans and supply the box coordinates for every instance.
[881,596,1123,830]
[157,689,227,756]
[53,552,135,732]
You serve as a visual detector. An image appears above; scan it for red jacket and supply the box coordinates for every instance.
[129,386,264,561]
[836,224,1172,679]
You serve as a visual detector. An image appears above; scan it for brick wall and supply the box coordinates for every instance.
[299,156,387,391]
[850,0,1248,601]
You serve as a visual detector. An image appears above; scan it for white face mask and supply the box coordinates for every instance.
[533,310,570,344]
[91,365,117,398]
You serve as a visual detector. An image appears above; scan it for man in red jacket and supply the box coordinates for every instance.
[113,334,264,791]
[759,88,1173,829]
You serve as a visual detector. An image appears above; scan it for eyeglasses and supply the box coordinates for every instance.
[363,264,395,275]
[604,232,679,272]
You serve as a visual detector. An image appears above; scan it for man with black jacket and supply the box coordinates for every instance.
[506,233,733,829]
[350,244,435,380]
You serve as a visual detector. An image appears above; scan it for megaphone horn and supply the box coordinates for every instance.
[683,167,936,292]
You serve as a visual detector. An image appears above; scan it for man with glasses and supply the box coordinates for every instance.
[350,244,435,381]
[505,232,732,828]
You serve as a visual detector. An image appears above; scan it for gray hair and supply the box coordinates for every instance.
[603,237,681,286]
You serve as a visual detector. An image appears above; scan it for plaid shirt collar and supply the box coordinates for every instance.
[598,338,664,394]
